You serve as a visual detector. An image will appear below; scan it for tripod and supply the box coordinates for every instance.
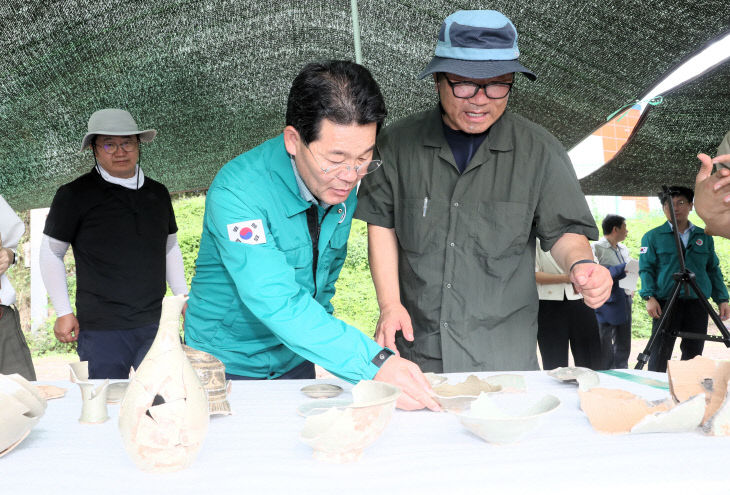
[635,185,730,370]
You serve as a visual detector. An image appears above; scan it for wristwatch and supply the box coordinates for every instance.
[371,347,395,367]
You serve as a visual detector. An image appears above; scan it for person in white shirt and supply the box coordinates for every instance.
[0,195,36,380]
[535,239,601,370]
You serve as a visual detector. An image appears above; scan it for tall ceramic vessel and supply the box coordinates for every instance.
[118,295,209,472]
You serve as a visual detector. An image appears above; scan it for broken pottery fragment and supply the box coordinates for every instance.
[456,392,560,444]
[432,375,502,412]
[183,345,232,415]
[484,374,527,392]
[300,380,400,462]
[424,372,447,387]
[578,387,703,434]
[704,379,730,435]
[547,367,600,390]
[667,356,730,426]
[119,295,209,472]
[0,374,47,457]
[36,384,67,400]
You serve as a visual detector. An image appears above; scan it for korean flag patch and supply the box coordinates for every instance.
[639,246,648,254]
[227,219,267,245]
[696,239,703,246]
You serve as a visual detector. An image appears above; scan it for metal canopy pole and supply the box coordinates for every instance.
[350,0,362,64]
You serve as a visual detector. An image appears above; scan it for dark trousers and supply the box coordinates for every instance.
[648,298,708,372]
[538,298,602,370]
[598,320,632,369]
[77,323,158,379]
[225,360,315,380]
[0,305,36,381]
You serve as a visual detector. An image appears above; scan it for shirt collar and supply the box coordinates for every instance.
[666,221,695,234]
[95,164,145,189]
[290,157,331,209]
[421,105,513,152]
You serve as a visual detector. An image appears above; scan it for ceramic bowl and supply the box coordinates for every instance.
[456,392,560,444]
[0,374,47,457]
[300,383,343,399]
[300,380,401,462]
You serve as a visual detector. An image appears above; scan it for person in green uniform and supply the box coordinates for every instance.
[639,186,729,372]
[355,10,612,373]
[184,60,439,411]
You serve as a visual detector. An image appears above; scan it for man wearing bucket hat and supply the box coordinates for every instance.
[39,109,188,379]
[356,10,612,373]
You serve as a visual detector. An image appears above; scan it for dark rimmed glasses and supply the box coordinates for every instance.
[442,77,513,99]
[95,139,139,154]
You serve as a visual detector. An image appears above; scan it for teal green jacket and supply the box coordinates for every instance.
[638,222,728,303]
[184,134,383,382]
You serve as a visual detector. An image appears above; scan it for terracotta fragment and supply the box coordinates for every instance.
[578,387,703,434]
[36,384,67,400]
[118,295,209,472]
[667,356,730,424]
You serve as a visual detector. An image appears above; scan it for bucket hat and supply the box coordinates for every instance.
[418,10,536,81]
[80,109,156,150]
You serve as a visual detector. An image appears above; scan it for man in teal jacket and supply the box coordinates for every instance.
[185,60,439,411]
[639,186,729,372]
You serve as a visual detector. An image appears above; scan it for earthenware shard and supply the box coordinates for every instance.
[183,345,232,415]
[485,374,527,392]
[106,382,129,404]
[703,378,730,435]
[578,387,702,434]
[667,356,730,425]
[547,367,600,390]
[456,392,560,444]
[424,372,447,387]
[300,380,400,462]
[36,384,67,400]
[119,295,209,472]
[300,383,343,399]
[432,375,502,412]
[631,394,705,434]
[0,374,47,457]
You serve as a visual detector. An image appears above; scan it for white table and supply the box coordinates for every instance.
[4,370,728,494]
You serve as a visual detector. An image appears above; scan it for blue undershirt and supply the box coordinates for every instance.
[441,121,489,173]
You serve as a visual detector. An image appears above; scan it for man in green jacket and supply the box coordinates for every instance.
[639,186,729,372]
[185,60,439,411]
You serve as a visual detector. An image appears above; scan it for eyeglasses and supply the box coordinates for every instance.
[666,200,690,208]
[441,77,513,99]
[304,143,382,177]
[95,140,139,154]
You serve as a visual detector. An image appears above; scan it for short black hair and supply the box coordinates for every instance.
[602,214,626,236]
[659,186,694,206]
[285,60,387,144]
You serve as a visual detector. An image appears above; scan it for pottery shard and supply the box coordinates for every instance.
[667,356,730,425]
[578,388,673,433]
[432,375,502,397]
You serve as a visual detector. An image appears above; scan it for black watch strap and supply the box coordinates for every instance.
[569,259,596,272]
[371,347,395,368]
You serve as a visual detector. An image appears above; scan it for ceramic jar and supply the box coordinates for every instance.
[118,295,209,472]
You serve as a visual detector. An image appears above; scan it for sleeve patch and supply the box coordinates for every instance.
[639,246,648,254]
[227,219,267,244]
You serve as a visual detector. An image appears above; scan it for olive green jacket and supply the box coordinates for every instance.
[356,107,598,372]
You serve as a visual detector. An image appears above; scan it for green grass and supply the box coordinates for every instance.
[12,194,730,354]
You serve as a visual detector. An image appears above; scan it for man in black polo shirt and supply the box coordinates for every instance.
[40,109,188,379]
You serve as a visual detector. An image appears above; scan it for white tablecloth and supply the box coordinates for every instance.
[3,370,727,494]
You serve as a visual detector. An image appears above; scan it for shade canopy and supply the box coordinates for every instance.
[2,1,729,211]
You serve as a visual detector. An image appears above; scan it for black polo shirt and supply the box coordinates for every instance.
[44,168,177,330]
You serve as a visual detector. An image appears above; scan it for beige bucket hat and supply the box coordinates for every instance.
[81,108,156,150]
